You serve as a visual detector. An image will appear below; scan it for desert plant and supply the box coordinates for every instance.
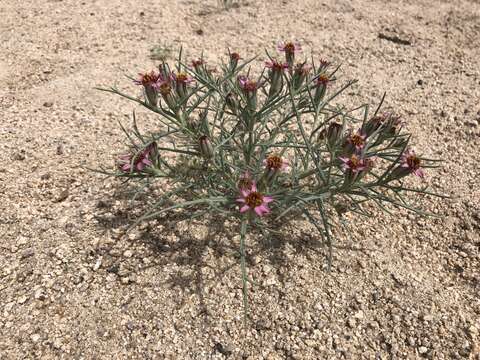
[96,42,443,319]
[218,0,240,10]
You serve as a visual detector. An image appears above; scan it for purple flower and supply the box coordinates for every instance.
[237,75,260,93]
[117,143,156,173]
[339,154,367,173]
[277,41,302,54]
[314,73,330,87]
[133,71,161,88]
[277,41,302,66]
[173,72,194,85]
[157,79,172,96]
[346,130,367,152]
[236,181,273,216]
[133,71,163,106]
[400,149,424,178]
[265,60,289,72]
[173,72,194,99]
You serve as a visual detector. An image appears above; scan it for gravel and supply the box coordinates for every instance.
[1,0,479,358]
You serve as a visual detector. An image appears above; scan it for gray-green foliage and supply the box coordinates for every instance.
[96,43,443,319]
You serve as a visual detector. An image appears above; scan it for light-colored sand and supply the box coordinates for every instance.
[0,0,479,358]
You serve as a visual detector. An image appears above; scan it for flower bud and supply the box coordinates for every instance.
[320,122,343,147]
[187,116,199,131]
[144,86,158,107]
[277,41,301,68]
[158,63,170,79]
[199,135,214,159]
[238,75,259,111]
[229,52,241,70]
[259,155,288,188]
[292,63,312,90]
[158,81,177,111]
[313,73,329,106]
[174,72,194,100]
[265,60,288,98]
[133,71,161,107]
[225,92,239,115]
[362,115,385,137]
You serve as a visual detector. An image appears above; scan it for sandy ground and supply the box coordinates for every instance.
[1,0,479,358]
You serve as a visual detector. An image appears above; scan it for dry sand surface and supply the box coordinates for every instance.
[1,0,479,358]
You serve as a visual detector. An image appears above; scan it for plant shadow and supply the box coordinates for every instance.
[93,187,373,324]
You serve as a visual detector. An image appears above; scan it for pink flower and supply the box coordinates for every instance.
[339,154,367,173]
[173,72,194,85]
[265,59,289,72]
[263,154,288,172]
[277,41,302,54]
[346,130,367,152]
[237,75,259,93]
[117,143,156,173]
[400,149,424,178]
[191,59,205,69]
[314,73,330,87]
[157,79,173,96]
[236,182,273,216]
[133,71,161,87]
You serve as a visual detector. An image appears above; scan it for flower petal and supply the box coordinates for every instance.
[240,205,250,213]
[254,206,264,216]
[241,189,250,197]
[263,196,274,203]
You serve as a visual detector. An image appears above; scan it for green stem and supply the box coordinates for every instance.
[240,216,249,323]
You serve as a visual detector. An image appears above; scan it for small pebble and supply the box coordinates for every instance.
[418,346,428,354]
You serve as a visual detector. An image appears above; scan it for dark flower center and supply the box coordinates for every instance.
[192,59,204,68]
[245,192,264,208]
[243,80,257,92]
[141,73,159,85]
[349,154,360,168]
[284,42,295,53]
[266,155,283,170]
[350,134,364,147]
[270,60,286,71]
[159,82,172,95]
[316,74,329,85]
[230,53,240,60]
[407,155,420,170]
[176,73,189,83]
